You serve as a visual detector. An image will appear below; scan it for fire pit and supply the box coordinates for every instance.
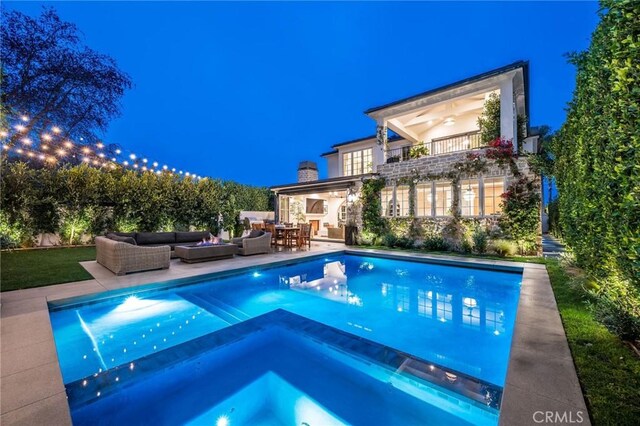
[174,243,237,263]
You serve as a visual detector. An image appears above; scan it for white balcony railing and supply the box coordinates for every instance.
[385,131,483,163]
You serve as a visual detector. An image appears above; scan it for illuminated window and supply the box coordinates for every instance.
[363,149,373,173]
[418,289,433,318]
[484,177,505,215]
[435,182,453,216]
[343,152,352,176]
[396,185,410,217]
[460,179,480,216]
[343,148,373,176]
[416,182,433,217]
[279,196,290,223]
[381,187,394,217]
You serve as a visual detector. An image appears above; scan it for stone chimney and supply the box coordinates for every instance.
[297,161,318,182]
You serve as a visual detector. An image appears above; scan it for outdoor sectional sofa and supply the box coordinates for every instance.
[96,236,171,276]
[96,231,212,275]
[109,231,211,257]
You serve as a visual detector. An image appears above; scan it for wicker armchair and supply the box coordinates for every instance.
[236,232,272,256]
[96,236,171,275]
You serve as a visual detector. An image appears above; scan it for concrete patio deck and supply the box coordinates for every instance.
[1,244,589,425]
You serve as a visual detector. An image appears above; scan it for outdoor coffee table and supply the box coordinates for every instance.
[174,244,237,263]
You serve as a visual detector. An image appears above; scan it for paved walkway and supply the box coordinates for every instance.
[542,234,565,259]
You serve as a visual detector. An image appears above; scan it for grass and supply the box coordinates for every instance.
[545,259,640,425]
[1,246,96,292]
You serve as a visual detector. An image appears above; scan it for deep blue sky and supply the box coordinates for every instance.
[7,1,600,186]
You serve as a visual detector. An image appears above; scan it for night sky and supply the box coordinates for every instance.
[6,1,600,186]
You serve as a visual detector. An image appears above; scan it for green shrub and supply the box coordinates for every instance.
[394,236,414,249]
[472,227,489,254]
[490,239,517,257]
[382,233,397,247]
[422,235,447,251]
[593,296,640,341]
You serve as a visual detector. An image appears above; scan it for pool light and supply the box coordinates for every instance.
[216,415,229,426]
[252,272,261,278]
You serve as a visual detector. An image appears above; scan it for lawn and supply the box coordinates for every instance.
[0,247,96,292]
[545,259,640,425]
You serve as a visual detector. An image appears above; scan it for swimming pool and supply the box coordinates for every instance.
[49,253,521,423]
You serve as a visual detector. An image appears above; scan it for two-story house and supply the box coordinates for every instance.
[271,61,539,242]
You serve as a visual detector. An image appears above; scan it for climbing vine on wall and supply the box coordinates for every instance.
[360,177,387,236]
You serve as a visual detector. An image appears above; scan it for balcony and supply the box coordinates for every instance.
[385,131,484,163]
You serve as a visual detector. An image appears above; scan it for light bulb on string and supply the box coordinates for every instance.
[42,134,52,141]
[52,126,61,134]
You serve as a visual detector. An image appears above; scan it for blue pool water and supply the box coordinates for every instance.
[50,253,521,423]
[68,314,498,425]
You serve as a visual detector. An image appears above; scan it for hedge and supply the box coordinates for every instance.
[554,0,639,285]
[0,160,272,246]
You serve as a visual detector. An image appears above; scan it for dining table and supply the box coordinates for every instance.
[275,226,301,248]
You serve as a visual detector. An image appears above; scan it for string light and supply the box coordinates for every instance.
[3,118,207,180]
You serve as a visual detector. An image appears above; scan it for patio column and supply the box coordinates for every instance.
[376,120,388,161]
[499,77,517,153]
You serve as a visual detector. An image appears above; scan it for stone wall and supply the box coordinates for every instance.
[376,150,533,182]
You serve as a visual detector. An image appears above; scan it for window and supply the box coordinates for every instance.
[484,177,505,215]
[362,149,373,173]
[434,182,453,216]
[416,183,433,217]
[381,187,394,217]
[396,185,410,217]
[278,196,290,223]
[460,179,480,216]
[343,153,352,176]
[343,148,373,176]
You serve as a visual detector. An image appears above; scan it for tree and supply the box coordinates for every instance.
[477,92,501,144]
[1,8,132,144]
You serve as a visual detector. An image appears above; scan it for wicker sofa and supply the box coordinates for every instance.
[96,236,171,276]
[231,231,272,256]
[109,231,211,258]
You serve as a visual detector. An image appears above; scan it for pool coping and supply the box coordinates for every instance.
[0,247,590,425]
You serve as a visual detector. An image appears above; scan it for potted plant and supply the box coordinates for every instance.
[409,143,429,159]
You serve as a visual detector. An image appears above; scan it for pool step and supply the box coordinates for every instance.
[180,293,251,325]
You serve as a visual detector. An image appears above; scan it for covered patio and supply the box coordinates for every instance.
[271,175,367,243]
